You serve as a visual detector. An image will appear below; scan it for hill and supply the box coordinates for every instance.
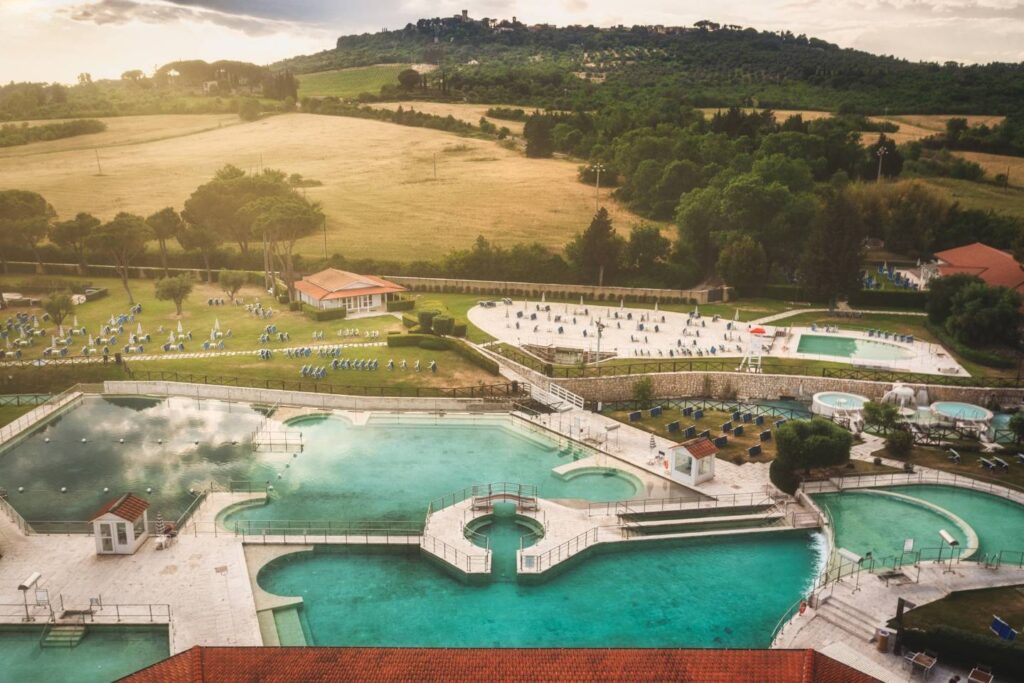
[297,65,417,99]
[274,18,1024,114]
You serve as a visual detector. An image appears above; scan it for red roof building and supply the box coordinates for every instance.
[91,492,150,522]
[293,269,405,313]
[91,493,150,555]
[932,242,1024,293]
[121,647,879,682]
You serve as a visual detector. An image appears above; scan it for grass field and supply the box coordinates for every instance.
[0,274,497,389]
[956,151,1024,188]
[902,585,1024,640]
[367,101,529,135]
[919,177,1024,219]
[297,65,414,99]
[0,112,639,262]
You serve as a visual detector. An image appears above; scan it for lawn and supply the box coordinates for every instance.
[297,65,413,99]
[0,113,639,262]
[902,585,1024,642]
[367,101,528,135]
[0,404,36,428]
[0,274,498,390]
[919,177,1024,219]
[878,445,1024,492]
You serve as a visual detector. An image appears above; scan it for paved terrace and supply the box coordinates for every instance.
[469,300,963,375]
[0,491,266,654]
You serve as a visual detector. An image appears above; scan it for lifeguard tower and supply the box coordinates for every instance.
[90,493,150,555]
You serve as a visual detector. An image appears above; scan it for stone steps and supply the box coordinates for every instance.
[816,598,878,642]
[41,624,86,648]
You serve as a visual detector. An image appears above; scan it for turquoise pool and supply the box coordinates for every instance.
[0,396,639,524]
[258,532,823,648]
[797,334,915,361]
[0,625,167,683]
[930,402,992,422]
[814,485,1024,560]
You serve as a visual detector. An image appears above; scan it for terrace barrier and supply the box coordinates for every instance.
[802,471,1024,505]
[228,519,424,545]
[519,526,600,574]
[420,533,490,573]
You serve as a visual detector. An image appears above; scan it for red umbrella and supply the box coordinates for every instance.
[750,327,766,335]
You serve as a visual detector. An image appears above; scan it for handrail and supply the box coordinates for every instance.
[420,533,490,573]
[770,597,807,646]
[587,490,774,517]
[811,470,1024,503]
[520,526,600,573]
[427,482,539,516]
[0,385,87,446]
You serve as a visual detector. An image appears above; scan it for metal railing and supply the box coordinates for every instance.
[426,482,539,516]
[519,526,600,573]
[601,398,812,421]
[78,602,171,624]
[0,493,32,534]
[803,471,1024,504]
[770,597,807,645]
[587,489,775,517]
[420,533,490,573]
[0,385,88,445]
[0,394,51,407]
[227,519,423,544]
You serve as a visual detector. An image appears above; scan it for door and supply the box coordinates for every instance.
[99,523,114,552]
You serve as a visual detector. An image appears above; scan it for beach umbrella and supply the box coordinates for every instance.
[155,511,166,536]
[136,323,143,335]
[50,335,57,347]
[73,316,79,328]
[734,309,740,321]
[541,292,546,303]
[87,334,95,346]
[176,320,183,334]
[580,296,584,306]
[167,331,176,345]
[654,301,659,312]
[620,299,624,309]
[649,434,656,452]
[58,325,64,338]
[214,318,221,332]
[693,305,699,317]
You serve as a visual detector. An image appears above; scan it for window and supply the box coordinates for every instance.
[100,523,113,552]
[116,522,128,545]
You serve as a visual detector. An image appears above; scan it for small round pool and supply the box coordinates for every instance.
[811,392,868,418]
[930,402,993,423]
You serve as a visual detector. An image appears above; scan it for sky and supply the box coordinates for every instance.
[2,0,1023,83]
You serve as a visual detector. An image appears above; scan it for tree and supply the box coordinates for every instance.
[238,98,260,121]
[799,184,865,304]
[524,114,556,158]
[154,274,193,316]
[121,70,145,83]
[1009,412,1024,444]
[716,234,767,296]
[87,213,150,304]
[0,189,55,273]
[218,270,247,301]
[626,224,671,271]
[43,291,75,329]
[50,212,100,271]
[176,221,222,284]
[565,208,625,285]
[865,134,903,180]
[944,282,1022,347]
[146,208,184,277]
[925,273,983,324]
[774,418,853,475]
[247,195,325,303]
[632,377,654,409]
[397,68,421,90]
[886,429,914,458]
[862,401,901,433]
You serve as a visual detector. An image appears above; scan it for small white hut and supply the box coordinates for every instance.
[668,437,718,486]
[90,493,150,555]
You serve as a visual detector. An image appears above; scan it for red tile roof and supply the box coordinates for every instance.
[675,436,719,459]
[934,242,1024,292]
[294,268,405,302]
[91,493,149,522]
[120,647,879,682]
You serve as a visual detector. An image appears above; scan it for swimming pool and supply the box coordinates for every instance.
[0,396,640,525]
[813,485,1024,560]
[796,334,915,362]
[258,532,824,648]
[930,402,993,423]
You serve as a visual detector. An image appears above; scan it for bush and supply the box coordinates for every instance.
[847,289,928,309]
[885,429,914,458]
[386,333,432,348]
[769,459,800,494]
[452,323,468,338]
[386,299,415,312]
[401,313,418,328]
[446,337,500,375]
[901,626,1024,680]
[924,321,1015,369]
[432,315,455,336]
[632,377,654,408]
[417,337,448,351]
[301,304,347,322]
[417,310,439,333]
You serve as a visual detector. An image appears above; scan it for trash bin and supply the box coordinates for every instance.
[875,627,893,652]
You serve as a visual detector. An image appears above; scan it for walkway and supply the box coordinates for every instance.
[750,308,927,325]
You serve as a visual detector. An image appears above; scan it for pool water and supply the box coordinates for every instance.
[471,502,541,582]
[930,402,991,421]
[815,392,866,409]
[796,334,915,361]
[258,532,823,648]
[0,625,167,683]
[0,397,639,524]
[813,490,969,558]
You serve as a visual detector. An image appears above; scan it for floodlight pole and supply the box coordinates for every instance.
[876,146,887,183]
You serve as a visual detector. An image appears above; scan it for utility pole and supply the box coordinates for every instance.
[94,150,103,176]
[875,146,888,183]
[590,163,606,213]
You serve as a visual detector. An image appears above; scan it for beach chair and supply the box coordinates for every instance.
[947,449,961,464]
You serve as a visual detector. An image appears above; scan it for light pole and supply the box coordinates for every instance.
[876,145,888,183]
[590,163,606,212]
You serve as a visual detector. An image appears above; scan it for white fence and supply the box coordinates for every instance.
[802,470,1024,506]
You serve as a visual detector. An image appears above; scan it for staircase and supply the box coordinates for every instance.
[814,596,879,642]
[618,503,786,539]
[40,623,87,648]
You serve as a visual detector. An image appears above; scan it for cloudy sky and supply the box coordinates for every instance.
[2,0,1023,83]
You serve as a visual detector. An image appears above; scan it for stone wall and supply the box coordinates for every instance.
[385,275,729,305]
[552,372,1024,409]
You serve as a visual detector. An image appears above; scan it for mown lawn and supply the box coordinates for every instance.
[878,445,1024,492]
[0,404,36,427]
[902,585,1024,641]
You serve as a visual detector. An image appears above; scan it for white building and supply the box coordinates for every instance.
[668,437,718,486]
[293,269,405,314]
[90,493,150,555]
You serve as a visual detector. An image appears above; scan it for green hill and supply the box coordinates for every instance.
[297,65,412,99]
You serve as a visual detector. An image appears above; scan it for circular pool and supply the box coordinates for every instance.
[930,401,993,424]
[811,392,868,418]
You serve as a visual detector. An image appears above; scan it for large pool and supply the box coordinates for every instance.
[797,334,915,362]
[258,533,823,648]
[0,396,640,524]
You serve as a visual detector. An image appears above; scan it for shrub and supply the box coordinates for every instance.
[632,377,654,408]
[885,429,914,458]
[446,337,500,375]
[386,299,415,312]
[401,313,418,328]
[924,321,1015,369]
[417,309,439,333]
[432,315,455,336]
[769,459,800,494]
[301,304,347,322]
[417,337,448,351]
[451,323,468,338]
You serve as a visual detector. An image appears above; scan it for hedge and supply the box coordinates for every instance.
[301,304,348,322]
[384,334,499,375]
[433,315,454,336]
[901,626,1023,680]
[386,299,415,312]
[848,289,928,309]
[452,322,467,338]
[446,337,500,375]
[924,321,1015,369]
[401,314,417,328]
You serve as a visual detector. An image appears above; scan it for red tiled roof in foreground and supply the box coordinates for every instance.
[91,492,149,522]
[120,647,879,683]
[294,268,405,302]
[675,436,719,459]
[934,242,1024,292]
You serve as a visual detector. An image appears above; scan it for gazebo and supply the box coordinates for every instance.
[90,493,150,555]
[667,437,718,486]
